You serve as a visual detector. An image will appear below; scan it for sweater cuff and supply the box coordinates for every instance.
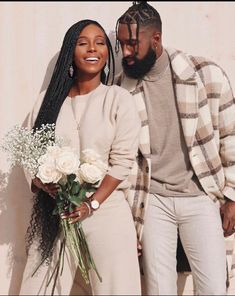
[107,165,130,181]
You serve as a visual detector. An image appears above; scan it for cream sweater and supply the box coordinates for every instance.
[27,83,141,186]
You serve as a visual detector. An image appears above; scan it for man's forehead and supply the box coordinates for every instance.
[118,23,149,37]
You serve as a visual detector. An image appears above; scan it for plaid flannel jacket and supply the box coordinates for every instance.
[117,47,235,277]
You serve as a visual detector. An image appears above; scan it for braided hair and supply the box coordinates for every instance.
[115,1,162,53]
[26,19,115,264]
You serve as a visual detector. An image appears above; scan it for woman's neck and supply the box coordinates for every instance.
[69,74,101,97]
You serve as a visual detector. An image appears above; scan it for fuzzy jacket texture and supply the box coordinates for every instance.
[116,47,235,280]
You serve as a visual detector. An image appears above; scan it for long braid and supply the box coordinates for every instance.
[115,1,162,54]
[26,19,115,264]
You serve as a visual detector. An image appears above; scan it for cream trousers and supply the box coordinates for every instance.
[19,190,141,295]
[142,194,227,295]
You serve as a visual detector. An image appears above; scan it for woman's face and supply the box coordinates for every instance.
[74,24,109,78]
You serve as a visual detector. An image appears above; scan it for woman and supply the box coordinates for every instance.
[20,20,141,295]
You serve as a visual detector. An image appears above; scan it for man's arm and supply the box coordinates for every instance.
[218,71,235,236]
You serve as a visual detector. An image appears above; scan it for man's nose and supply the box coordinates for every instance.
[122,44,134,57]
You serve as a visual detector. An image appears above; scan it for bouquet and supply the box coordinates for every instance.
[1,124,107,294]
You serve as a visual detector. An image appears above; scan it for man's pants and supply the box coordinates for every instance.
[142,194,227,295]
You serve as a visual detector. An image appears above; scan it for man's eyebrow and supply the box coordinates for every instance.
[118,38,137,43]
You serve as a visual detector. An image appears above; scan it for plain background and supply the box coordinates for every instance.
[0,2,235,295]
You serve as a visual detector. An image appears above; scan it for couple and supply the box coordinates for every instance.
[20,1,235,295]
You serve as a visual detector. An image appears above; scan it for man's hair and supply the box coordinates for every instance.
[26,19,115,264]
[115,1,162,53]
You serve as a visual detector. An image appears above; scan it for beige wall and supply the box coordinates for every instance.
[0,2,235,295]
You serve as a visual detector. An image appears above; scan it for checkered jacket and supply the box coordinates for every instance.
[116,47,235,277]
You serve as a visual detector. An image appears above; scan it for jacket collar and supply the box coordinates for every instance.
[166,47,197,82]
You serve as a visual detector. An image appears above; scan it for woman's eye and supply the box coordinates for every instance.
[96,40,105,45]
[78,42,87,46]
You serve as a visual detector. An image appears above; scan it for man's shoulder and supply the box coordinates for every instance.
[188,54,223,72]
[166,47,225,74]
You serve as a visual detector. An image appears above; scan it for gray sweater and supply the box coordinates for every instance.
[143,50,204,196]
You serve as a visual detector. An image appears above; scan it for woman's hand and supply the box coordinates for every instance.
[31,177,59,198]
[61,202,92,224]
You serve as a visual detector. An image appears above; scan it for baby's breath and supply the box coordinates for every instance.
[1,123,62,177]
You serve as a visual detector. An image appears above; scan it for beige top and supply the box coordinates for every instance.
[143,50,204,196]
[27,83,141,187]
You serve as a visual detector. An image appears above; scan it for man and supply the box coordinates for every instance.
[115,1,235,295]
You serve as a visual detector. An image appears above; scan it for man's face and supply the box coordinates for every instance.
[117,23,157,79]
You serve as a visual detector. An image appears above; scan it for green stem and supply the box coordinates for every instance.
[31,255,48,277]
[60,238,66,276]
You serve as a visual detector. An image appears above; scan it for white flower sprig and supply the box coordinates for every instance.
[1,124,62,177]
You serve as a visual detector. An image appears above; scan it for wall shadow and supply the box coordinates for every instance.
[40,52,59,93]
[0,166,32,295]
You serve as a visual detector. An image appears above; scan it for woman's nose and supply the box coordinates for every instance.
[88,44,96,52]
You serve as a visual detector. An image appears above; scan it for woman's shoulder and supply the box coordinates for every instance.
[104,84,133,101]
[102,84,138,115]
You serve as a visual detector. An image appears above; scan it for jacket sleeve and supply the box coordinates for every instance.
[108,88,141,180]
[219,72,235,201]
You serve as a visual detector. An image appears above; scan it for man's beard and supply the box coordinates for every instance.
[122,47,157,79]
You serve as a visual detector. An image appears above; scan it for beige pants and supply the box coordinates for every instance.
[20,190,141,295]
[142,194,227,295]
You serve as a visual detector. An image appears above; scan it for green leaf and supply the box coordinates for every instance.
[67,174,76,183]
[78,188,87,201]
[69,203,75,213]
[71,182,80,195]
[52,207,59,215]
[69,195,82,207]
[56,191,65,201]
[59,183,67,192]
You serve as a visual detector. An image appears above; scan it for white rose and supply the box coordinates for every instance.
[81,149,100,164]
[38,153,55,165]
[46,146,61,158]
[80,163,103,184]
[37,163,62,184]
[75,169,84,185]
[56,147,80,175]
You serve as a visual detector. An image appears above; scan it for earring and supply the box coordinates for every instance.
[69,65,74,78]
[104,64,109,76]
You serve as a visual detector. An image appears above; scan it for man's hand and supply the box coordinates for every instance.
[220,199,235,237]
